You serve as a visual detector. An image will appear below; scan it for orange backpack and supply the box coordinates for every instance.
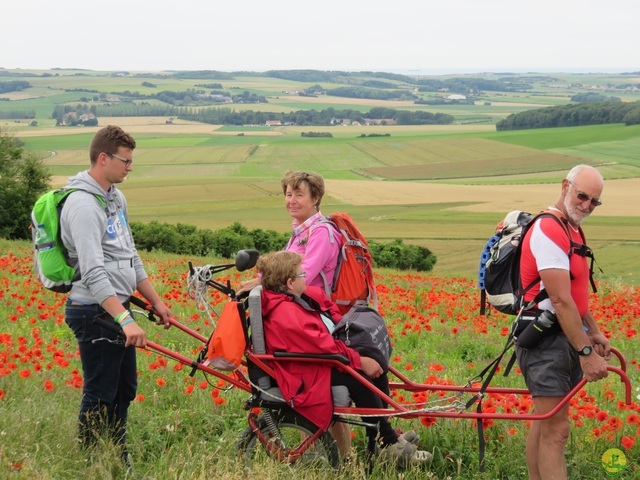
[206,301,246,370]
[319,212,377,315]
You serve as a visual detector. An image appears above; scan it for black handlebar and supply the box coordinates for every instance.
[93,313,124,336]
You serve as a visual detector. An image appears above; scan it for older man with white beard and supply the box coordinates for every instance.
[515,164,611,480]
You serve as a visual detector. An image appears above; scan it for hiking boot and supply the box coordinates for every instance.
[378,440,432,469]
[378,440,415,469]
[397,429,420,445]
[409,448,433,465]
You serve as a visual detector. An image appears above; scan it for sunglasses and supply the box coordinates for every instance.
[292,272,306,278]
[569,181,602,207]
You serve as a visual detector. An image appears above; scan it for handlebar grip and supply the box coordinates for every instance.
[93,314,124,336]
[128,296,157,322]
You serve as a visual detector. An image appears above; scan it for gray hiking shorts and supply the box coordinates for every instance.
[515,333,583,397]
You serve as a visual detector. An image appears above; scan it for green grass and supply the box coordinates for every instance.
[481,124,640,150]
[1,240,638,479]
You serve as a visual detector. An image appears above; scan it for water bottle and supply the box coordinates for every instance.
[35,224,53,250]
[516,310,559,348]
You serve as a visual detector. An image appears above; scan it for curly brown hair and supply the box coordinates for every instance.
[256,251,302,292]
[89,125,136,165]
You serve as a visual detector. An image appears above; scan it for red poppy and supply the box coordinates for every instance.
[156,378,167,387]
[621,435,636,450]
[420,417,436,428]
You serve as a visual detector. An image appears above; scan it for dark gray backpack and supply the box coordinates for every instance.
[333,306,391,372]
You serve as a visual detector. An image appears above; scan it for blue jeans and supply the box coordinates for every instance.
[65,300,137,450]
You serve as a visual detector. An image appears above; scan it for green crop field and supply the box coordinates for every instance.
[3,68,640,285]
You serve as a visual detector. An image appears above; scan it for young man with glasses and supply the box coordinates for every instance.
[60,125,174,466]
[516,164,611,480]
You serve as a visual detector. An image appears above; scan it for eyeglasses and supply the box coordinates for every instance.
[108,153,133,168]
[293,272,306,278]
[569,181,602,207]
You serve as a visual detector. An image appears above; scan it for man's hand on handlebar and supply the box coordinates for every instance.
[122,322,147,348]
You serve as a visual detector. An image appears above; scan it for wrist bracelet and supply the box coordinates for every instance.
[115,311,131,324]
[120,318,135,328]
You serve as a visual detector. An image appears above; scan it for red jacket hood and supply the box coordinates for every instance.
[259,285,357,429]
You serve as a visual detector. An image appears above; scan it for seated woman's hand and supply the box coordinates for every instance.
[237,278,261,295]
[360,356,383,379]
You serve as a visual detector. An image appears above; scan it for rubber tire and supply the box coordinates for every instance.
[236,410,340,472]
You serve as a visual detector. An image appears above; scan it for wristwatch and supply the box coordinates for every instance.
[577,345,593,356]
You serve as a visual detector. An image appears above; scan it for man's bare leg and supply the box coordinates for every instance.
[527,397,569,480]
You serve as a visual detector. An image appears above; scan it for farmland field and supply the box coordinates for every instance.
[2,69,640,286]
[9,114,640,285]
[2,69,640,479]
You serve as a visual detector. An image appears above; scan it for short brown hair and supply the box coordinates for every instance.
[256,251,302,292]
[280,171,325,209]
[89,125,136,165]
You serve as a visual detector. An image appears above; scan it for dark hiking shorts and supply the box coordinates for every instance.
[516,333,583,397]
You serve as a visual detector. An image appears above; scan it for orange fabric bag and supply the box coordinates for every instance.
[206,301,246,370]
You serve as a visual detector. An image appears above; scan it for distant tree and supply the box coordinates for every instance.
[571,92,620,103]
[0,128,50,239]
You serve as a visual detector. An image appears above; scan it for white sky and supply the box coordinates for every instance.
[3,0,638,74]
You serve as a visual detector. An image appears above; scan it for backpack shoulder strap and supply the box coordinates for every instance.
[308,217,339,297]
[310,216,336,244]
[517,210,572,310]
[60,188,107,210]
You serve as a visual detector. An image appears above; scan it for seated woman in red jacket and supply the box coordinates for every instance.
[256,251,431,467]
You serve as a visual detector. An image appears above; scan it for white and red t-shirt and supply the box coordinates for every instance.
[520,213,590,317]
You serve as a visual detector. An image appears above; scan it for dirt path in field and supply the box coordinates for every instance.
[325,179,640,217]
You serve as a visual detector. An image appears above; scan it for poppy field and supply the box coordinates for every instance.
[1,240,639,479]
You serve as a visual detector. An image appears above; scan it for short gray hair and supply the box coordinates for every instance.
[566,164,603,183]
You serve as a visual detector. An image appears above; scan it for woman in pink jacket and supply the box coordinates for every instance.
[237,171,349,449]
[239,170,340,294]
[256,251,432,468]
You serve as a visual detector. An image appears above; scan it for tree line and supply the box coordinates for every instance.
[87,105,452,127]
[130,221,437,272]
[326,86,418,101]
[0,81,31,94]
[0,110,36,119]
[177,106,454,126]
[496,101,640,130]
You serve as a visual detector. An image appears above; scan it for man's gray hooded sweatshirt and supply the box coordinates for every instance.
[60,171,147,305]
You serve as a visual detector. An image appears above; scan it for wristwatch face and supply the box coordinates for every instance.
[578,346,593,356]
